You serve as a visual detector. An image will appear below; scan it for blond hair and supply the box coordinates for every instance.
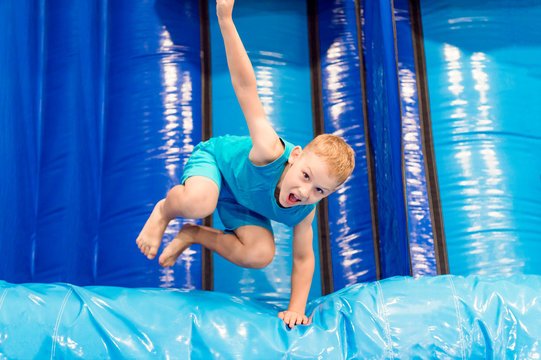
[303,134,355,185]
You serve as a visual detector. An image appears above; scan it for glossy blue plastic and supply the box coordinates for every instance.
[361,0,410,277]
[394,0,437,277]
[420,0,541,275]
[0,0,41,282]
[35,0,104,285]
[0,0,203,288]
[101,0,203,288]
[318,0,378,289]
[1,275,540,358]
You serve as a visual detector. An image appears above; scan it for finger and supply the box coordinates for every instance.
[284,314,291,326]
[302,315,309,325]
[289,315,299,328]
[284,314,294,327]
[288,318,295,328]
[295,316,302,325]
[278,312,284,320]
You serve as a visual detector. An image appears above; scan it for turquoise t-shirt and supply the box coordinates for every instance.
[213,135,316,229]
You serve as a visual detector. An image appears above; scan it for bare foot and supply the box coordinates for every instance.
[159,223,198,267]
[136,199,170,260]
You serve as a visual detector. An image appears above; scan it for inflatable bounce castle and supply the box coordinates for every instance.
[1,0,540,358]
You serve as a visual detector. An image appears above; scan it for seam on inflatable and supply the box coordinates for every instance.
[51,287,73,359]
[0,288,8,312]
[376,281,394,359]
[448,277,465,359]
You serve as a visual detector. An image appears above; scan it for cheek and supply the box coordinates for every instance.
[284,175,295,189]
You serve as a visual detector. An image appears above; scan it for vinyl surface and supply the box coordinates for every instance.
[1,275,539,358]
[420,0,541,275]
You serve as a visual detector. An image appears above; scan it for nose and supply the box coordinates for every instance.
[299,186,310,200]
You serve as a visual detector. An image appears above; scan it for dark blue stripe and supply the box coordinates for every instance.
[393,0,437,276]
[361,0,410,277]
[317,0,378,289]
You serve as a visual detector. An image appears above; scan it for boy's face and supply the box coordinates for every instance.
[277,146,339,208]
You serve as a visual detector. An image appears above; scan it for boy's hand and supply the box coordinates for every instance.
[216,0,234,21]
[278,310,311,329]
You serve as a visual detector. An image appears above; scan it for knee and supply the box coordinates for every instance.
[246,242,275,269]
[185,192,216,217]
[167,185,217,219]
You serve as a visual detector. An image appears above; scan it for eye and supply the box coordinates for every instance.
[317,188,324,194]
[303,172,309,180]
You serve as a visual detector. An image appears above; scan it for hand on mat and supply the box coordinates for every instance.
[278,310,311,329]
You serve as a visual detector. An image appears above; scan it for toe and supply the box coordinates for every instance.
[142,245,150,256]
[147,248,157,260]
[158,251,170,266]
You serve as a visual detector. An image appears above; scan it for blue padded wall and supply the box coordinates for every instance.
[419,0,541,275]
[317,0,378,289]
[361,0,410,277]
[100,0,202,288]
[34,0,104,285]
[394,0,437,276]
[0,0,203,289]
[209,0,322,307]
[0,0,42,282]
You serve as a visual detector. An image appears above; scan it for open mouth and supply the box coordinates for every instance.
[286,193,301,205]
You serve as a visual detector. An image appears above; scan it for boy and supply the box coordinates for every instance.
[136,0,355,328]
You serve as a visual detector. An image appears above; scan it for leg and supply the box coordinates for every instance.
[159,224,275,269]
[136,176,219,260]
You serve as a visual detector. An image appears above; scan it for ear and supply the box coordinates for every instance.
[288,146,303,163]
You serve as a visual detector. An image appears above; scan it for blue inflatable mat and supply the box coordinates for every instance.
[1,275,540,359]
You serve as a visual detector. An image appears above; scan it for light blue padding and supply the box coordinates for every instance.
[1,275,540,358]
[420,0,541,275]
[208,0,321,307]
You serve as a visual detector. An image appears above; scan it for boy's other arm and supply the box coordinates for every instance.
[216,1,282,164]
[278,209,316,328]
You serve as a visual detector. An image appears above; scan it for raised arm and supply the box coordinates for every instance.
[216,0,282,165]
